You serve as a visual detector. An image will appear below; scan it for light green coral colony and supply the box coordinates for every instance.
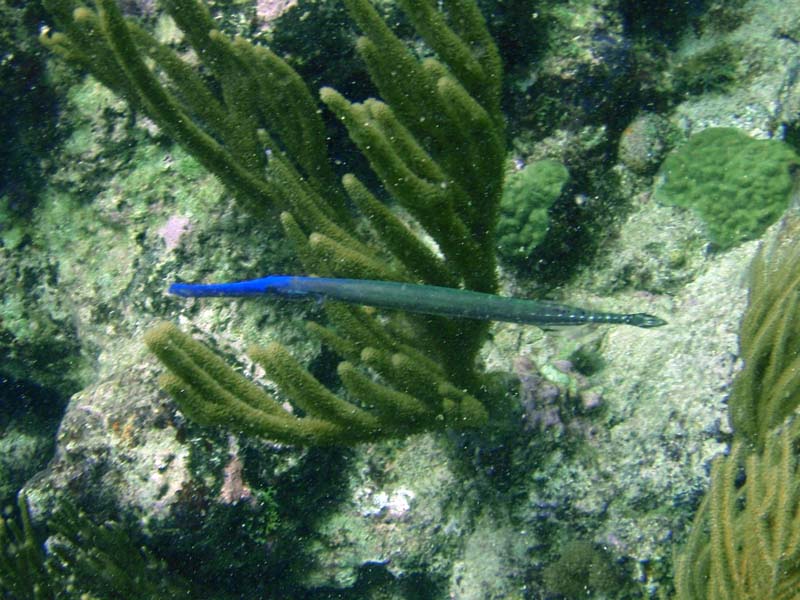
[654,127,799,250]
[496,159,569,265]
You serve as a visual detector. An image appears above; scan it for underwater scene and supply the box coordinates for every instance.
[1,0,800,597]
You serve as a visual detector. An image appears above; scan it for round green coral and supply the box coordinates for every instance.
[496,159,569,265]
[653,127,799,250]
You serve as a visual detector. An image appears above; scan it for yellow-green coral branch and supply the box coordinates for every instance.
[675,419,800,599]
[728,220,800,449]
[45,0,507,445]
[341,174,457,287]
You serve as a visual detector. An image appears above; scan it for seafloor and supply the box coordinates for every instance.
[1,0,799,598]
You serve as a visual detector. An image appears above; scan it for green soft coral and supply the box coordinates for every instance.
[43,0,505,444]
[0,492,190,598]
[674,418,800,600]
[727,210,800,450]
[654,127,799,250]
[674,210,800,598]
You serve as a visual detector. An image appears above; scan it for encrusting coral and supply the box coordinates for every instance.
[42,0,506,444]
[654,127,799,250]
[495,159,569,267]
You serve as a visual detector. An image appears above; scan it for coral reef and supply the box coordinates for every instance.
[0,419,54,508]
[18,0,800,595]
[43,0,505,444]
[0,1,59,215]
[514,355,603,436]
[654,127,799,250]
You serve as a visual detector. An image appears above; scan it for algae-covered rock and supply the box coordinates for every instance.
[653,127,799,250]
[542,539,626,598]
[618,113,681,176]
[0,419,55,507]
[671,42,742,97]
[496,160,569,266]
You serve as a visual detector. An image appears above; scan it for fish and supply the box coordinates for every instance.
[168,275,667,329]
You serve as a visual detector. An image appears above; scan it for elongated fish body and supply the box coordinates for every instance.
[168,276,667,329]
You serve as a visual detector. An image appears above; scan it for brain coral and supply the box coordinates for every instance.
[496,159,569,265]
[653,127,799,250]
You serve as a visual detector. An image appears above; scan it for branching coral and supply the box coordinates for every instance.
[0,492,189,598]
[728,210,800,450]
[674,418,800,600]
[46,499,190,598]
[0,493,51,599]
[145,321,488,445]
[43,0,506,444]
[675,206,800,598]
